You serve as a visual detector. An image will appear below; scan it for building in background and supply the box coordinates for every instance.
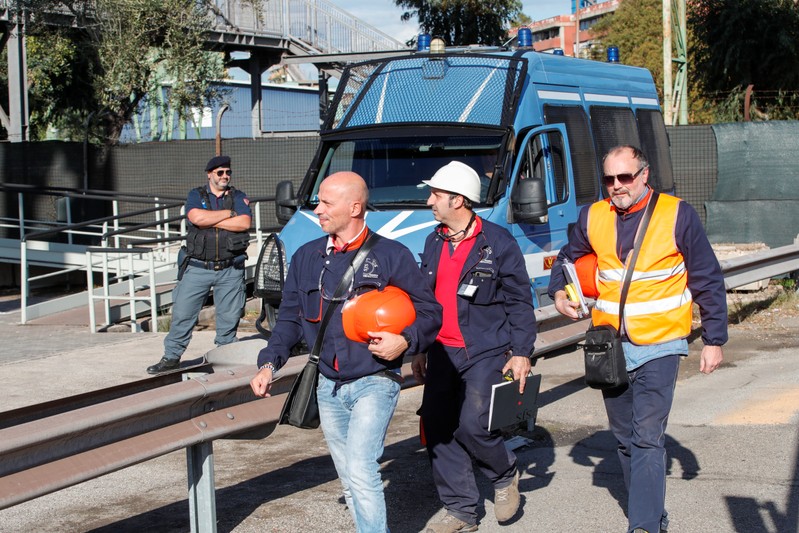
[119,79,320,143]
[511,0,620,58]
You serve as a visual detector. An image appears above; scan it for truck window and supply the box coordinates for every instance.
[518,130,568,206]
[543,105,597,205]
[636,109,675,192]
[589,106,640,165]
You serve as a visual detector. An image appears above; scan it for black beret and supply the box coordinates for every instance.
[205,155,231,172]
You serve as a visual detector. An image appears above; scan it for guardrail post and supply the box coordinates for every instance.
[127,248,138,333]
[149,250,157,332]
[20,241,28,324]
[254,200,263,251]
[187,441,217,533]
[86,250,96,334]
[17,192,25,238]
[65,197,73,245]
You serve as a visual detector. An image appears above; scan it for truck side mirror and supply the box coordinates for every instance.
[512,178,548,224]
[275,180,298,225]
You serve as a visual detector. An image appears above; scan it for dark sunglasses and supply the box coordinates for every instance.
[214,169,232,177]
[602,165,647,187]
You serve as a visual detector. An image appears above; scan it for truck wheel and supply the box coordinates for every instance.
[255,301,279,338]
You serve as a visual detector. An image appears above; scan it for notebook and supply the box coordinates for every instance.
[488,373,542,431]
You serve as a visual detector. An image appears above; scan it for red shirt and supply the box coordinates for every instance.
[435,217,483,347]
[327,224,368,371]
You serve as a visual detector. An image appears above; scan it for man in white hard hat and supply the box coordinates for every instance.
[413,161,538,532]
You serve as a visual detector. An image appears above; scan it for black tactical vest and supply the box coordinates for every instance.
[185,186,249,261]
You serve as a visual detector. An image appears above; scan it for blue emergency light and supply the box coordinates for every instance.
[417,33,431,51]
[517,27,532,48]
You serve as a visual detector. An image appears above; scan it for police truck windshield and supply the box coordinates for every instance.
[308,135,503,207]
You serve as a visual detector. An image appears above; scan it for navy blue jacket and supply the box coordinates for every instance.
[547,192,728,346]
[257,232,442,382]
[419,219,537,363]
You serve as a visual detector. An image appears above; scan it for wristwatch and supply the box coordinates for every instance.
[229,210,237,218]
[400,331,412,352]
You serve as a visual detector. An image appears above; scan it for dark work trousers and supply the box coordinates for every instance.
[420,342,517,524]
[602,354,680,533]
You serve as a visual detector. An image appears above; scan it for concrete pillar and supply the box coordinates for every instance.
[249,52,263,138]
[7,19,29,142]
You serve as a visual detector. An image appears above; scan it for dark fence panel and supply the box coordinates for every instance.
[667,125,717,226]
[0,136,320,235]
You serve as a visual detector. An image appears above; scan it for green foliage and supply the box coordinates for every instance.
[395,0,523,46]
[690,0,799,93]
[689,0,799,122]
[14,0,227,144]
[589,0,664,96]
[27,31,100,141]
[589,0,799,123]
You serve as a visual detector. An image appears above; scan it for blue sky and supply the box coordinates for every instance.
[335,1,573,43]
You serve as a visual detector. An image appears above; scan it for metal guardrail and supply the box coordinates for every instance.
[0,241,798,526]
[718,237,799,290]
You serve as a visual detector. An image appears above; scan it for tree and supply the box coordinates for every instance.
[395,0,523,46]
[12,0,227,144]
[588,0,716,123]
[589,0,664,95]
[690,0,799,120]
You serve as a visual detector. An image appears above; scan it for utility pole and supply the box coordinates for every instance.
[663,0,688,125]
[6,6,29,142]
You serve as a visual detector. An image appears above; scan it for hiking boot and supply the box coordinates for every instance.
[424,513,478,533]
[494,470,520,522]
[146,357,180,375]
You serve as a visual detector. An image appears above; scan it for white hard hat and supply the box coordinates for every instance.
[420,161,481,203]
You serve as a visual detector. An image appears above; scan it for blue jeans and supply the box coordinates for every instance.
[163,262,245,360]
[317,372,401,533]
[603,354,680,533]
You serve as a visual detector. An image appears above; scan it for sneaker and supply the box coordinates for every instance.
[493,470,520,522]
[424,513,478,533]
[146,357,180,375]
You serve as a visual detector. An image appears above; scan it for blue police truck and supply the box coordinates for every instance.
[254,40,673,333]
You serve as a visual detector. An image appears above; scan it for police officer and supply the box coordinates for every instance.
[147,155,252,374]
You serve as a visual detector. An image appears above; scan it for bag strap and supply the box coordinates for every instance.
[308,231,380,363]
[617,190,659,337]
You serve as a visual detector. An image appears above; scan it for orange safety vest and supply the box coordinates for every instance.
[586,194,692,345]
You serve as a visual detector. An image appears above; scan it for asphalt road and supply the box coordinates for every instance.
[0,295,798,533]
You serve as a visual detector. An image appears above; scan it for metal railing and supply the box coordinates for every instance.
[7,185,186,324]
[211,0,405,54]
[1,183,277,329]
[86,246,158,333]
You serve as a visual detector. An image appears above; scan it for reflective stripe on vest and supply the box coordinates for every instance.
[586,194,692,345]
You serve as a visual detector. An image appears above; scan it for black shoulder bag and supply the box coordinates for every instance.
[279,233,379,429]
[582,192,659,390]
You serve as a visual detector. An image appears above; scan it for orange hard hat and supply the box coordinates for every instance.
[342,286,416,343]
[575,253,599,298]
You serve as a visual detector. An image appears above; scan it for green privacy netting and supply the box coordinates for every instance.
[706,121,799,247]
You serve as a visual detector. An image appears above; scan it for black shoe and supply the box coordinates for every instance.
[147,357,180,374]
